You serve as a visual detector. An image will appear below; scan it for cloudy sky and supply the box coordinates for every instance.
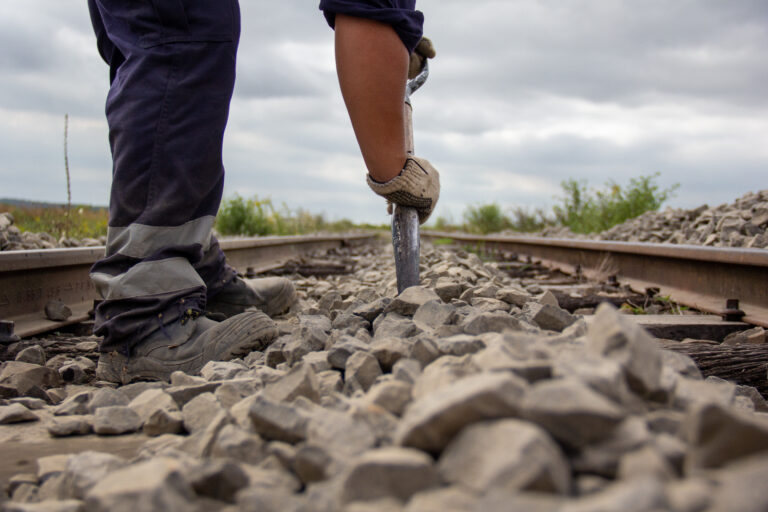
[1,1,766,225]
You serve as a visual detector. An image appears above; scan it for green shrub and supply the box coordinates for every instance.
[509,207,550,233]
[215,195,271,236]
[214,194,369,236]
[431,214,458,232]
[462,203,512,234]
[553,174,678,234]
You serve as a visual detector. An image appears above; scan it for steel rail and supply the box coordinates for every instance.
[0,233,378,340]
[422,231,768,328]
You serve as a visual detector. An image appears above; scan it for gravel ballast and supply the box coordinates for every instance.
[2,239,768,511]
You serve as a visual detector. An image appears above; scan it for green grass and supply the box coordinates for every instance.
[552,174,678,234]
[214,194,383,236]
[0,202,108,239]
[462,203,511,234]
[436,173,678,235]
[2,172,678,240]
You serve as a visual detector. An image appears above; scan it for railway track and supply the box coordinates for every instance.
[0,233,377,341]
[422,231,768,328]
[1,230,766,341]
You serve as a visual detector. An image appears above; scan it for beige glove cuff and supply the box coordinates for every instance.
[367,156,440,224]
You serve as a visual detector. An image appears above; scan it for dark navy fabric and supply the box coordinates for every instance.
[319,0,424,53]
[88,0,240,353]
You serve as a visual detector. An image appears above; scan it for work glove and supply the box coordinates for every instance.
[367,156,440,224]
[408,37,436,79]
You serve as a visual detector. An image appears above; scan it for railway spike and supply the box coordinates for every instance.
[722,298,746,322]
[0,320,20,344]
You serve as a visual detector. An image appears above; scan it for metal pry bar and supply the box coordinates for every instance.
[392,61,429,294]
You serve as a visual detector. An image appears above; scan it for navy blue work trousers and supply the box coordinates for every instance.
[88,0,424,354]
[88,0,240,353]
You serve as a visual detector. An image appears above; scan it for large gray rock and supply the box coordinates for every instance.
[523,378,625,449]
[62,451,126,499]
[0,361,61,400]
[616,445,676,480]
[393,358,422,386]
[527,303,577,332]
[707,455,768,512]
[128,389,179,424]
[434,277,465,302]
[412,355,479,400]
[364,380,413,417]
[165,382,220,407]
[370,337,412,372]
[248,395,309,443]
[292,444,334,485]
[559,477,668,512]
[333,310,372,331]
[385,287,442,316]
[340,447,440,504]
[684,402,768,471]
[570,416,653,478]
[143,407,184,437]
[84,458,195,512]
[672,376,736,410]
[586,303,665,397]
[186,459,249,503]
[496,286,532,307]
[352,297,392,323]
[214,378,262,409]
[396,372,527,454]
[92,406,142,435]
[88,388,129,413]
[210,424,266,465]
[199,360,247,381]
[461,311,521,335]
[666,477,713,512]
[0,402,38,424]
[404,487,480,512]
[282,334,318,366]
[327,336,371,370]
[15,345,47,366]
[438,419,571,495]
[306,408,377,459]
[407,336,441,367]
[179,410,231,459]
[413,300,458,330]
[181,392,224,434]
[37,454,69,482]
[262,362,321,404]
[373,313,421,341]
[345,351,382,392]
[48,415,92,437]
[553,352,639,410]
[121,381,166,402]
[54,391,93,417]
[436,334,486,357]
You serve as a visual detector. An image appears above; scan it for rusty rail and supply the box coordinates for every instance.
[422,231,768,328]
[0,233,378,339]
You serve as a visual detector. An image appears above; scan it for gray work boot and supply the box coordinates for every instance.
[207,276,297,318]
[96,310,277,384]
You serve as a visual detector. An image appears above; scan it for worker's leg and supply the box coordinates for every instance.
[319,0,424,182]
[87,0,242,354]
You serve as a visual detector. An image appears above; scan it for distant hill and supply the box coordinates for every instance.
[0,198,107,210]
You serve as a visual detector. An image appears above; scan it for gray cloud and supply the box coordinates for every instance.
[0,0,766,226]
